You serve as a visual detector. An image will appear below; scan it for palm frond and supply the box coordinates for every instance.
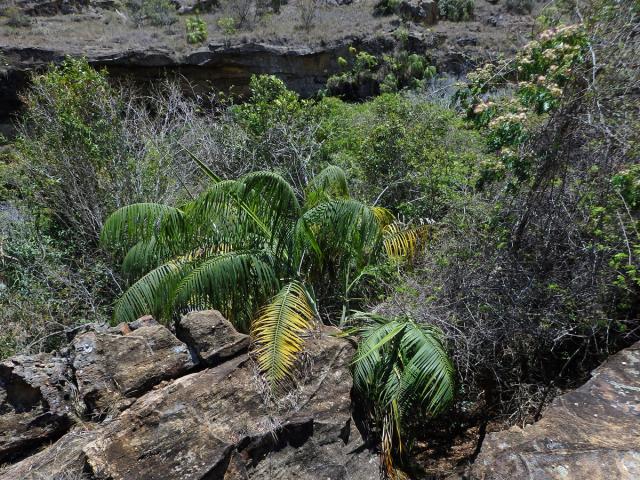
[100,203,185,252]
[113,259,190,324]
[305,165,350,209]
[383,223,432,260]
[121,238,171,280]
[300,199,382,265]
[398,322,455,415]
[371,206,395,228]
[172,250,279,332]
[252,281,315,390]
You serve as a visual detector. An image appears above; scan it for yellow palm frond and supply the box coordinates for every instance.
[383,222,432,260]
[371,206,395,228]
[252,281,315,390]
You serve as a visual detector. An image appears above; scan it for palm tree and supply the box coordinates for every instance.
[101,163,428,390]
[349,312,455,478]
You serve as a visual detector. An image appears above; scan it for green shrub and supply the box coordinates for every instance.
[127,0,177,27]
[438,0,474,21]
[217,16,237,44]
[0,213,113,359]
[326,47,437,99]
[186,16,208,44]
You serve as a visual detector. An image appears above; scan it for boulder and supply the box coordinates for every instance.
[0,353,80,462]
[82,329,378,479]
[72,319,195,416]
[177,310,250,366]
[398,0,438,25]
[0,428,99,480]
[469,341,640,479]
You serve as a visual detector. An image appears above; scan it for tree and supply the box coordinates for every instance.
[101,163,430,391]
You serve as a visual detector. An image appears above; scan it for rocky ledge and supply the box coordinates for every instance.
[0,310,378,479]
[467,341,640,479]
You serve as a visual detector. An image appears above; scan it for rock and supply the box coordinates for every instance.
[72,321,195,416]
[398,0,438,25]
[82,328,378,479]
[177,310,249,366]
[0,353,80,462]
[0,428,99,480]
[469,341,640,479]
[456,36,478,47]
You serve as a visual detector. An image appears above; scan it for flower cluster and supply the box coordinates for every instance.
[453,23,588,185]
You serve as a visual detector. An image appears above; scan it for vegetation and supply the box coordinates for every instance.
[100,163,432,388]
[438,0,474,21]
[186,16,208,44]
[327,46,437,99]
[1,0,638,475]
[127,0,177,26]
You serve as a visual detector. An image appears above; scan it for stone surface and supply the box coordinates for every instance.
[177,310,249,366]
[0,428,98,480]
[469,341,640,479]
[72,320,195,416]
[0,353,79,462]
[398,0,438,25]
[82,328,378,479]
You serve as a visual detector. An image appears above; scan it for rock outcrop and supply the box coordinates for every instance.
[176,309,249,366]
[0,311,378,480]
[72,316,195,416]
[468,341,640,479]
[0,353,80,462]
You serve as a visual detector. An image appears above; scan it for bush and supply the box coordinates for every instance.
[506,0,533,14]
[373,0,399,16]
[127,0,177,27]
[186,16,208,44]
[297,0,320,31]
[16,58,198,243]
[3,6,31,28]
[326,47,437,99]
[438,0,474,21]
[0,212,114,359]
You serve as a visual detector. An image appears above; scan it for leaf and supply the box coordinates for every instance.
[172,250,279,332]
[252,281,315,391]
[304,165,350,209]
[383,222,432,260]
[113,259,191,324]
[100,203,184,252]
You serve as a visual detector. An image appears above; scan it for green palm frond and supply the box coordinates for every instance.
[121,238,172,280]
[172,251,279,332]
[398,322,455,415]
[300,199,382,264]
[252,281,315,390]
[305,165,350,209]
[100,203,185,252]
[113,259,191,323]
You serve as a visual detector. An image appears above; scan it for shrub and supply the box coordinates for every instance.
[506,0,533,14]
[127,0,177,27]
[438,0,474,21]
[326,47,437,100]
[297,0,320,31]
[16,58,198,243]
[217,16,237,44]
[3,6,31,27]
[373,0,399,16]
[186,16,208,44]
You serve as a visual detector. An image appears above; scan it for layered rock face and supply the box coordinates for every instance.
[468,342,640,480]
[0,311,378,480]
